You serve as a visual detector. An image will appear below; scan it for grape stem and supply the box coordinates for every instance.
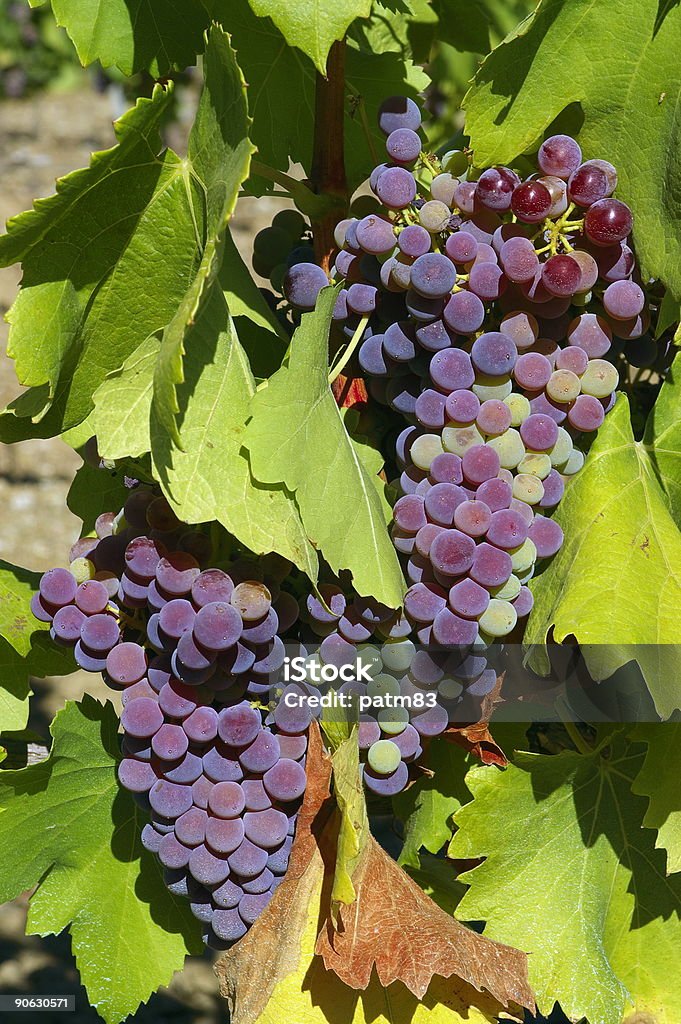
[328,315,369,384]
[556,697,594,755]
[310,40,348,272]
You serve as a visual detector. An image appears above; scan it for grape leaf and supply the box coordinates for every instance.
[0,82,201,442]
[0,639,31,733]
[245,287,406,608]
[643,352,681,522]
[247,0,372,74]
[150,272,319,580]
[631,722,681,874]
[151,28,254,444]
[66,459,146,535]
[208,0,428,192]
[449,738,681,1024]
[404,853,468,917]
[352,0,439,64]
[0,697,202,1024]
[92,335,159,461]
[393,738,470,869]
[329,730,370,908]
[525,396,681,719]
[463,0,681,297]
[45,0,210,76]
[0,561,43,656]
[436,0,491,53]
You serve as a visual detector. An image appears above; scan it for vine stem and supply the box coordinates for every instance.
[556,697,594,755]
[328,316,369,384]
[310,40,348,272]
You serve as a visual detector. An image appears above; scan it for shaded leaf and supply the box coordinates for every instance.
[329,729,370,908]
[92,335,158,461]
[247,0,373,74]
[245,288,405,607]
[643,351,681,522]
[631,722,681,874]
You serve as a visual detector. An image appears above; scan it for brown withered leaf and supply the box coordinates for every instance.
[316,834,535,1014]
[214,721,335,1024]
[331,373,368,409]
[445,672,508,766]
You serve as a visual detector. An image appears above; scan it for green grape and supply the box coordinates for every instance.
[547,369,581,403]
[381,638,416,672]
[517,564,535,584]
[411,433,445,470]
[487,428,526,469]
[510,537,537,574]
[549,427,574,467]
[492,574,521,601]
[70,557,95,584]
[419,200,451,232]
[561,447,585,475]
[472,374,513,402]
[367,739,402,775]
[580,359,619,398]
[504,393,531,427]
[442,424,484,457]
[439,677,464,701]
[478,598,518,638]
[377,706,410,735]
[357,644,383,677]
[517,453,552,479]
[512,473,545,505]
[368,674,401,701]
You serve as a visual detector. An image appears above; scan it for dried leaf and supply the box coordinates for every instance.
[316,832,534,1011]
[445,673,508,766]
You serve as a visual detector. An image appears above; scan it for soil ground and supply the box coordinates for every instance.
[0,85,285,1024]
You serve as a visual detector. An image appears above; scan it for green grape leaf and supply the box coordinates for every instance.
[209,0,428,193]
[46,0,210,76]
[404,853,468,917]
[247,0,372,74]
[92,335,159,461]
[244,287,405,608]
[352,0,439,63]
[393,739,470,869]
[436,0,490,53]
[631,722,681,874]
[66,459,144,535]
[643,352,681,523]
[150,273,319,580]
[221,227,288,379]
[0,83,202,441]
[0,561,45,656]
[329,729,370,909]
[449,738,681,1024]
[525,396,681,718]
[463,0,681,297]
[0,639,31,733]
[0,697,202,1024]
[152,28,254,445]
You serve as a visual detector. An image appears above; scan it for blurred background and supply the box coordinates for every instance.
[0,2,540,1020]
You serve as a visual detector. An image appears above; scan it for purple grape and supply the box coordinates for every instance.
[603,280,645,320]
[462,445,500,486]
[141,822,163,853]
[212,877,244,910]
[537,135,582,178]
[487,509,530,549]
[183,706,219,744]
[375,166,417,210]
[263,758,307,802]
[158,680,201,718]
[75,579,109,614]
[228,838,269,879]
[405,290,445,323]
[519,414,559,451]
[244,809,289,849]
[454,499,492,537]
[164,751,204,784]
[539,469,565,508]
[284,263,328,310]
[106,642,148,685]
[541,254,581,297]
[597,242,634,283]
[511,181,552,222]
[158,833,192,870]
[204,816,246,858]
[432,607,478,646]
[528,516,564,557]
[568,163,608,206]
[152,724,189,761]
[398,224,431,257]
[208,781,246,818]
[347,282,378,315]
[386,127,421,165]
[471,332,516,376]
[415,389,447,429]
[499,237,539,283]
[239,891,274,926]
[471,542,513,587]
[188,843,230,885]
[383,321,417,361]
[121,697,163,739]
[429,348,475,392]
[149,779,193,819]
[469,262,504,301]
[193,601,242,652]
[584,199,632,246]
[404,582,447,623]
[118,758,158,793]
[52,604,86,644]
[39,567,77,608]
[121,679,156,705]
[378,96,422,135]
[410,253,456,299]
[239,731,281,774]
[429,452,463,485]
[424,483,466,526]
[203,743,244,783]
[356,214,396,255]
[217,704,261,747]
[430,529,476,576]
[359,335,389,377]
[158,599,196,640]
[514,352,552,390]
[513,586,534,617]
[449,578,490,618]
[393,494,427,533]
[241,608,279,645]
[476,399,512,436]
[125,536,166,581]
[568,394,605,432]
[476,478,512,512]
